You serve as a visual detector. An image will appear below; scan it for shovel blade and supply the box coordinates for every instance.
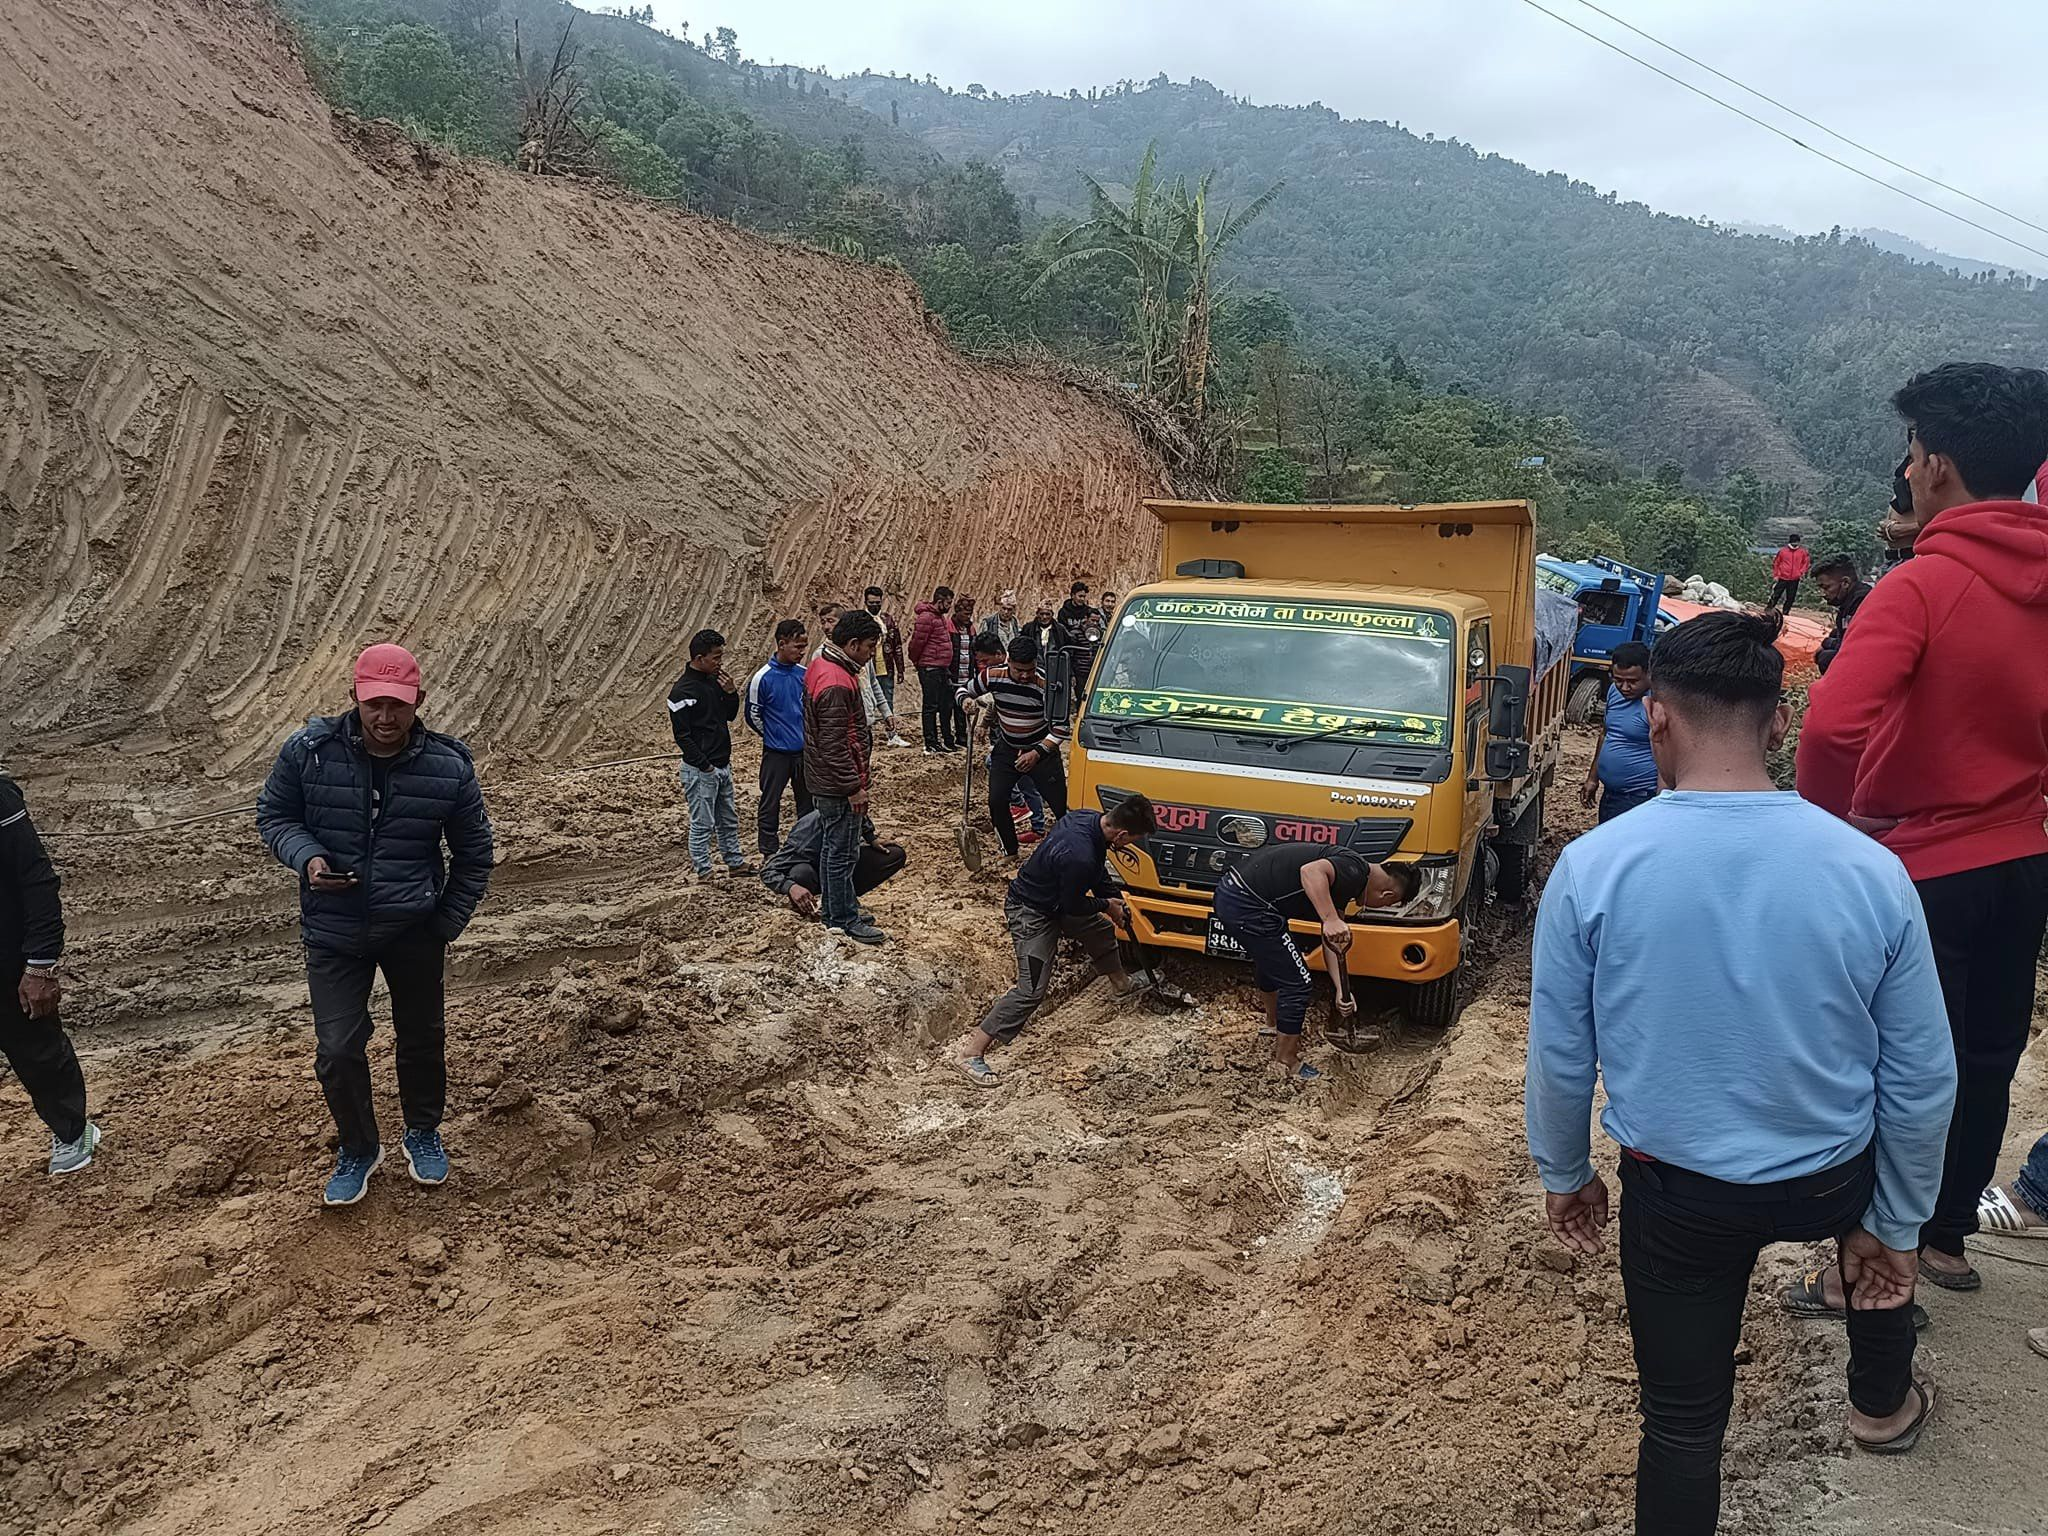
[956,819,984,874]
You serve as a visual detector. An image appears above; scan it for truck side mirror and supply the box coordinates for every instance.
[1046,646,1074,721]
[1484,665,1531,780]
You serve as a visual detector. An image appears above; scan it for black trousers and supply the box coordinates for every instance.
[1916,852,2048,1255]
[757,748,811,855]
[785,841,907,899]
[1214,880,1313,1034]
[986,743,1068,856]
[918,666,957,750]
[1768,578,1801,612]
[306,927,448,1156]
[2,964,87,1144]
[1620,1148,1914,1536]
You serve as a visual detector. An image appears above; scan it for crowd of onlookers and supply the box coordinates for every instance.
[663,578,1121,910]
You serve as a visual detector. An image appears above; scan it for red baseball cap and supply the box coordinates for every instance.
[353,643,422,704]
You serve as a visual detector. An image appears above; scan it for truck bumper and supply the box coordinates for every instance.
[1119,890,1462,983]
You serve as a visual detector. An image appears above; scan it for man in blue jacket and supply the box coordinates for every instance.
[949,795,1158,1086]
[257,644,494,1207]
[745,619,811,856]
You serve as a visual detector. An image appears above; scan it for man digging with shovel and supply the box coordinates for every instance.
[1211,845,1420,1083]
[951,793,1184,1086]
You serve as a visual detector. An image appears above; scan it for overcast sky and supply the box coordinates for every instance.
[665,0,2048,276]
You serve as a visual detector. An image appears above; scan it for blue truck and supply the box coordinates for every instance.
[1535,555,1669,723]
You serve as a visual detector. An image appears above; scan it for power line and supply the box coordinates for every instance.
[1568,0,2048,244]
[1512,0,2048,268]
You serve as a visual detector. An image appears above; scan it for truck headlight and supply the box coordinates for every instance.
[1401,859,1461,919]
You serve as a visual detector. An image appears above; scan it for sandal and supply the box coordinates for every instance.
[1853,1378,1937,1455]
[1780,1269,1840,1318]
[1978,1184,2048,1238]
[957,1055,999,1089]
[1919,1255,1981,1292]
[1779,1269,1931,1331]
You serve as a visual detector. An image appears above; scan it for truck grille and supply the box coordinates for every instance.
[1098,785,1411,892]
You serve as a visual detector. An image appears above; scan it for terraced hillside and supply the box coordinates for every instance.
[0,0,1170,813]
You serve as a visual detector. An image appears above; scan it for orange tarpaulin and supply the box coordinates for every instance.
[1659,597,1828,674]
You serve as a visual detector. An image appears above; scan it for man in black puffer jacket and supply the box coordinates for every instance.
[257,644,493,1207]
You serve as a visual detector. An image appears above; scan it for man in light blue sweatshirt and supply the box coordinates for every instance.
[1526,610,1956,1536]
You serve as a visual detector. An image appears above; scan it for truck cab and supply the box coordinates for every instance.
[1534,555,1667,722]
[1069,501,1569,1029]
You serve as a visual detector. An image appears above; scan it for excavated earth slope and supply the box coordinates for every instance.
[0,0,1168,811]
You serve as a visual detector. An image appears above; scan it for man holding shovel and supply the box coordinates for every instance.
[957,633,1067,862]
[950,794,1162,1086]
[1211,845,1419,1082]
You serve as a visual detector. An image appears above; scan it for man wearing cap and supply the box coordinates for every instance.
[258,644,494,1207]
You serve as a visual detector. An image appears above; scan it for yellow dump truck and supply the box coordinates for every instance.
[1069,499,1572,1027]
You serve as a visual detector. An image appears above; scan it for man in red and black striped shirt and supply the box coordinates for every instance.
[959,634,1069,859]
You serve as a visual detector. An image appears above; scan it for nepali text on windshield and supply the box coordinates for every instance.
[1087,596,1453,746]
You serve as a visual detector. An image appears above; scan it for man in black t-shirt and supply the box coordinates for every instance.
[1213,844,1419,1081]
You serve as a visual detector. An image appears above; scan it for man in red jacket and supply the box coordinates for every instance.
[805,609,885,946]
[1767,535,1811,613]
[1797,361,2048,1296]
[909,585,958,754]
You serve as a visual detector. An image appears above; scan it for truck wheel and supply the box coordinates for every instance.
[1403,859,1488,1031]
[1494,791,1544,904]
[1404,969,1461,1031]
[1566,673,1605,725]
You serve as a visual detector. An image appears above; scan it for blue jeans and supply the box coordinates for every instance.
[1598,785,1658,823]
[681,763,745,874]
[2014,1130,2048,1217]
[814,794,861,927]
[876,673,897,713]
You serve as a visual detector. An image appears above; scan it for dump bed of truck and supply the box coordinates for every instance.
[1148,499,1542,670]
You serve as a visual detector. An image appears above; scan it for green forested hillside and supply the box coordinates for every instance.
[836,74,2048,500]
[274,0,1988,597]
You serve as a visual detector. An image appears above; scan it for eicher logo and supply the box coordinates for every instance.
[1217,814,1268,848]
[1154,803,1212,834]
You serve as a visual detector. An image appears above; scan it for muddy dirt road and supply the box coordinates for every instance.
[2,731,2041,1535]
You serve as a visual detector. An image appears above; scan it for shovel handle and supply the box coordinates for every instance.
[1329,948,1357,1017]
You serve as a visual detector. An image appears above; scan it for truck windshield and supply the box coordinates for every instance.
[1088,595,1454,746]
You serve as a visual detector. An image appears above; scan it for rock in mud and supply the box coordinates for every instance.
[1136,1422,1186,1466]
[404,1235,448,1273]
[484,1078,535,1114]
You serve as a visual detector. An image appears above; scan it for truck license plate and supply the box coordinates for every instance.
[1205,915,1246,959]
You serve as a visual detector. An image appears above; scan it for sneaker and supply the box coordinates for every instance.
[401,1127,450,1186]
[923,748,939,757]
[1018,829,1042,846]
[323,1145,384,1207]
[830,918,887,946]
[725,860,758,876]
[49,1121,101,1176]
[888,735,911,748]
[959,1055,999,1088]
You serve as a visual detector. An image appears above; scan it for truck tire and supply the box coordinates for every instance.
[1566,672,1605,725]
[1493,791,1544,904]
[1403,853,1490,1030]
[1404,968,1462,1031]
